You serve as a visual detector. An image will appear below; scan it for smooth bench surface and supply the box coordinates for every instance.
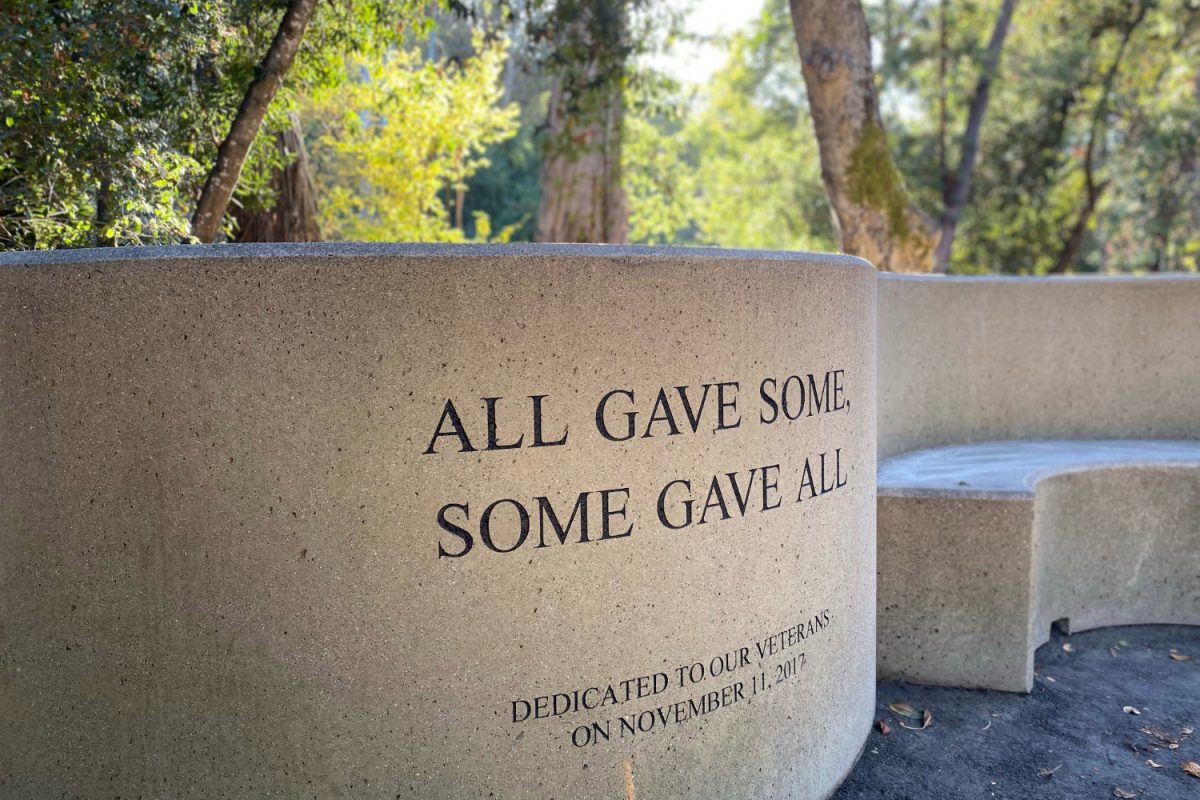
[877,439,1200,692]
[879,439,1200,494]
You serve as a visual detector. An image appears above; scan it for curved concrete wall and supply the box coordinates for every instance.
[1032,463,1200,644]
[0,244,876,800]
[878,274,1200,459]
[877,451,1200,693]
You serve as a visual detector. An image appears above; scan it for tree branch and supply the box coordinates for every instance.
[1049,1,1148,274]
[932,0,1018,272]
[190,0,318,243]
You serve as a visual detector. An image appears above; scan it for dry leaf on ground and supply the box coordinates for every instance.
[876,719,891,734]
[1038,764,1062,779]
[1138,726,1180,749]
[1182,761,1200,779]
[899,709,934,731]
[1063,643,1074,652]
[1147,759,1163,768]
[1169,650,1193,661]
[1124,706,1142,715]
[887,702,922,720]
[1113,788,1137,798]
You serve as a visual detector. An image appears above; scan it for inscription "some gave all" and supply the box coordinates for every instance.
[421,370,855,560]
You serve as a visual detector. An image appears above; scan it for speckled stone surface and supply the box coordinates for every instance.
[877,274,1200,460]
[877,440,1200,693]
[0,243,877,799]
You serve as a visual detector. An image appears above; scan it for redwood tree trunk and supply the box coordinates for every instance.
[535,78,628,243]
[788,0,936,272]
[533,0,629,244]
[191,0,318,243]
[233,113,322,243]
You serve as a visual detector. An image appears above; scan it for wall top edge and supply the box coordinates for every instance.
[0,242,875,273]
[881,271,1200,284]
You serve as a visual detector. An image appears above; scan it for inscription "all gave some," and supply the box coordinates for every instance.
[422,370,853,560]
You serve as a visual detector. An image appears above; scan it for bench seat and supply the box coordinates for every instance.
[877,439,1200,692]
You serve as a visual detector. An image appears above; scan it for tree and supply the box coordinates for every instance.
[190,0,318,243]
[0,0,427,249]
[231,112,322,242]
[787,0,938,271]
[529,0,632,243]
[626,0,834,251]
[936,0,1199,273]
[0,1,236,248]
[1048,0,1149,273]
[932,0,1016,272]
[301,36,519,241]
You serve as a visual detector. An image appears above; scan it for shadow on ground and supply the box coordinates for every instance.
[833,625,1200,800]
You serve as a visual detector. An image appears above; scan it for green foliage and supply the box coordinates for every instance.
[0,1,225,247]
[301,36,519,241]
[0,0,426,249]
[873,0,1200,273]
[626,0,834,251]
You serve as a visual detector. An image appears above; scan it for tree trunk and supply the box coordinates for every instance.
[191,0,318,243]
[787,0,937,272]
[95,172,114,247]
[232,113,322,243]
[533,0,629,244]
[933,0,1018,272]
[1049,1,1148,274]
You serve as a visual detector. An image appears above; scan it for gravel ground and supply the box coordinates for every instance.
[832,625,1200,800]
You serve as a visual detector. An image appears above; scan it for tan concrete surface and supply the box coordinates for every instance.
[0,244,876,799]
[1032,463,1200,644]
[877,442,1200,692]
[878,274,1200,460]
[876,273,1200,692]
[877,490,1036,693]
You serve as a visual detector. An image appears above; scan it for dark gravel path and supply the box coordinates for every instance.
[833,625,1200,800]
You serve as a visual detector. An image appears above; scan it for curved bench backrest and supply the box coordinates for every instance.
[1033,462,1200,634]
[878,274,1200,459]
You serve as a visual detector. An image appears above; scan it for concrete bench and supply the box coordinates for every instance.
[877,439,1200,692]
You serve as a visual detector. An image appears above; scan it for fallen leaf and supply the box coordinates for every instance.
[1124,706,1142,715]
[887,702,922,720]
[1110,647,1120,657]
[982,720,992,732]
[1045,675,1057,683]
[899,708,934,731]
[1063,643,1074,652]
[1114,788,1137,798]
[1038,764,1062,778]
[876,719,891,734]
[1183,762,1200,779]
[1147,760,1163,768]
[1138,726,1181,749]
[1169,650,1193,662]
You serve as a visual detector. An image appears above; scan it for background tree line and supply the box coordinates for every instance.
[1,0,1196,273]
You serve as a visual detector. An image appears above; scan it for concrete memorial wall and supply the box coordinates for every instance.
[877,273,1200,459]
[875,274,1200,691]
[0,244,877,799]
